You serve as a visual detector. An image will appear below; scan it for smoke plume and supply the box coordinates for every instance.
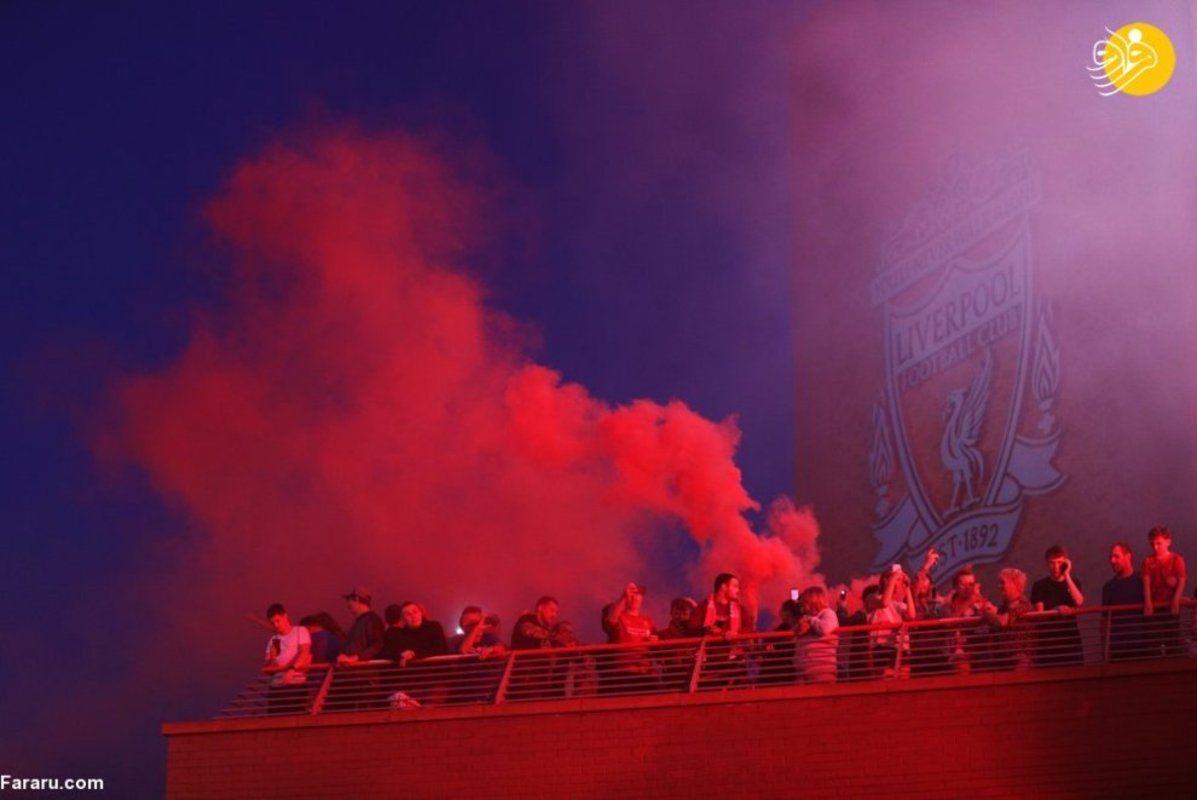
[103,128,825,659]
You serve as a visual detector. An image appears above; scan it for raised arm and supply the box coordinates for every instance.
[1062,559,1084,606]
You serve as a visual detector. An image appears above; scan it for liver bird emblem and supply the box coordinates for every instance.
[940,348,992,515]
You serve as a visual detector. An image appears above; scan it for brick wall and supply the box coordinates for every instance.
[165,659,1197,798]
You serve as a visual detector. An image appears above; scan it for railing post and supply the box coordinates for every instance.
[688,639,707,694]
[894,623,905,677]
[308,666,334,715]
[493,652,517,705]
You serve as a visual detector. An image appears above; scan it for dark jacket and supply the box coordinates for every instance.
[344,610,386,661]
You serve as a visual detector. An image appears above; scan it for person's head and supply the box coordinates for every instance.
[399,601,424,629]
[799,586,829,615]
[1045,545,1070,579]
[997,568,1027,602]
[952,566,978,600]
[624,582,646,613]
[266,603,291,634]
[779,599,801,626]
[862,583,882,611]
[713,573,741,602]
[1148,525,1173,557]
[384,604,404,627]
[670,597,697,626]
[343,586,372,616]
[535,596,560,627]
[459,605,483,631]
[1109,543,1134,577]
[300,612,346,641]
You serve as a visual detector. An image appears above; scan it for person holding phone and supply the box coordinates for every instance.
[868,563,917,679]
[262,603,312,714]
[1030,545,1085,666]
[602,582,658,693]
[910,548,950,675]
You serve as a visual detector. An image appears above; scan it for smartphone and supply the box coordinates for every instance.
[790,588,800,602]
[839,589,848,600]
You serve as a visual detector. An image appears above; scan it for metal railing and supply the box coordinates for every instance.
[218,602,1197,719]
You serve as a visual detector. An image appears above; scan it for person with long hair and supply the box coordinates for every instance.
[794,587,839,684]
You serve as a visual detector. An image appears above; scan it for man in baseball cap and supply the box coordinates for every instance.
[337,585,384,665]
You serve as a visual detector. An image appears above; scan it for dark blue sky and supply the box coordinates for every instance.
[2,2,806,791]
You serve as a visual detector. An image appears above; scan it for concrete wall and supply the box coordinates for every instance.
[165,659,1197,799]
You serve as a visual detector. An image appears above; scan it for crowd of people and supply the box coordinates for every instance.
[259,525,1190,710]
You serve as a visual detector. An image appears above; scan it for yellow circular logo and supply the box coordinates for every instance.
[1090,22,1175,96]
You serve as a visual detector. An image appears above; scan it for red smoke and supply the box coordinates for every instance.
[106,128,826,651]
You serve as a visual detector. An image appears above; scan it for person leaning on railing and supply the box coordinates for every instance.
[448,607,505,657]
[656,597,699,691]
[1030,545,1084,667]
[657,597,698,641]
[687,573,754,688]
[836,585,872,682]
[336,586,385,665]
[511,596,560,650]
[376,601,450,707]
[509,596,569,700]
[944,566,988,675]
[380,602,448,665]
[757,598,800,686]
[979,568,1033,671]
[446,607,507,705]
[262,603,312,714]
[1142,525,1187,657]
[1101,542,1146,661]
[794,587,839,684]
[550,620,599,697]
[331,586,387,711]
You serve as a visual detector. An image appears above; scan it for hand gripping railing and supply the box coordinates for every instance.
[217,601,1196,719]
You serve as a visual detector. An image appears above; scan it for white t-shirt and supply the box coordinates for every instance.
[265,626,311,686]
[868,601,910,651]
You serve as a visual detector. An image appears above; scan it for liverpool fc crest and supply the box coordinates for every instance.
[868,149,1064,579]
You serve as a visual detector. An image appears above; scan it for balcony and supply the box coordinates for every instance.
[165,604,1197,798]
